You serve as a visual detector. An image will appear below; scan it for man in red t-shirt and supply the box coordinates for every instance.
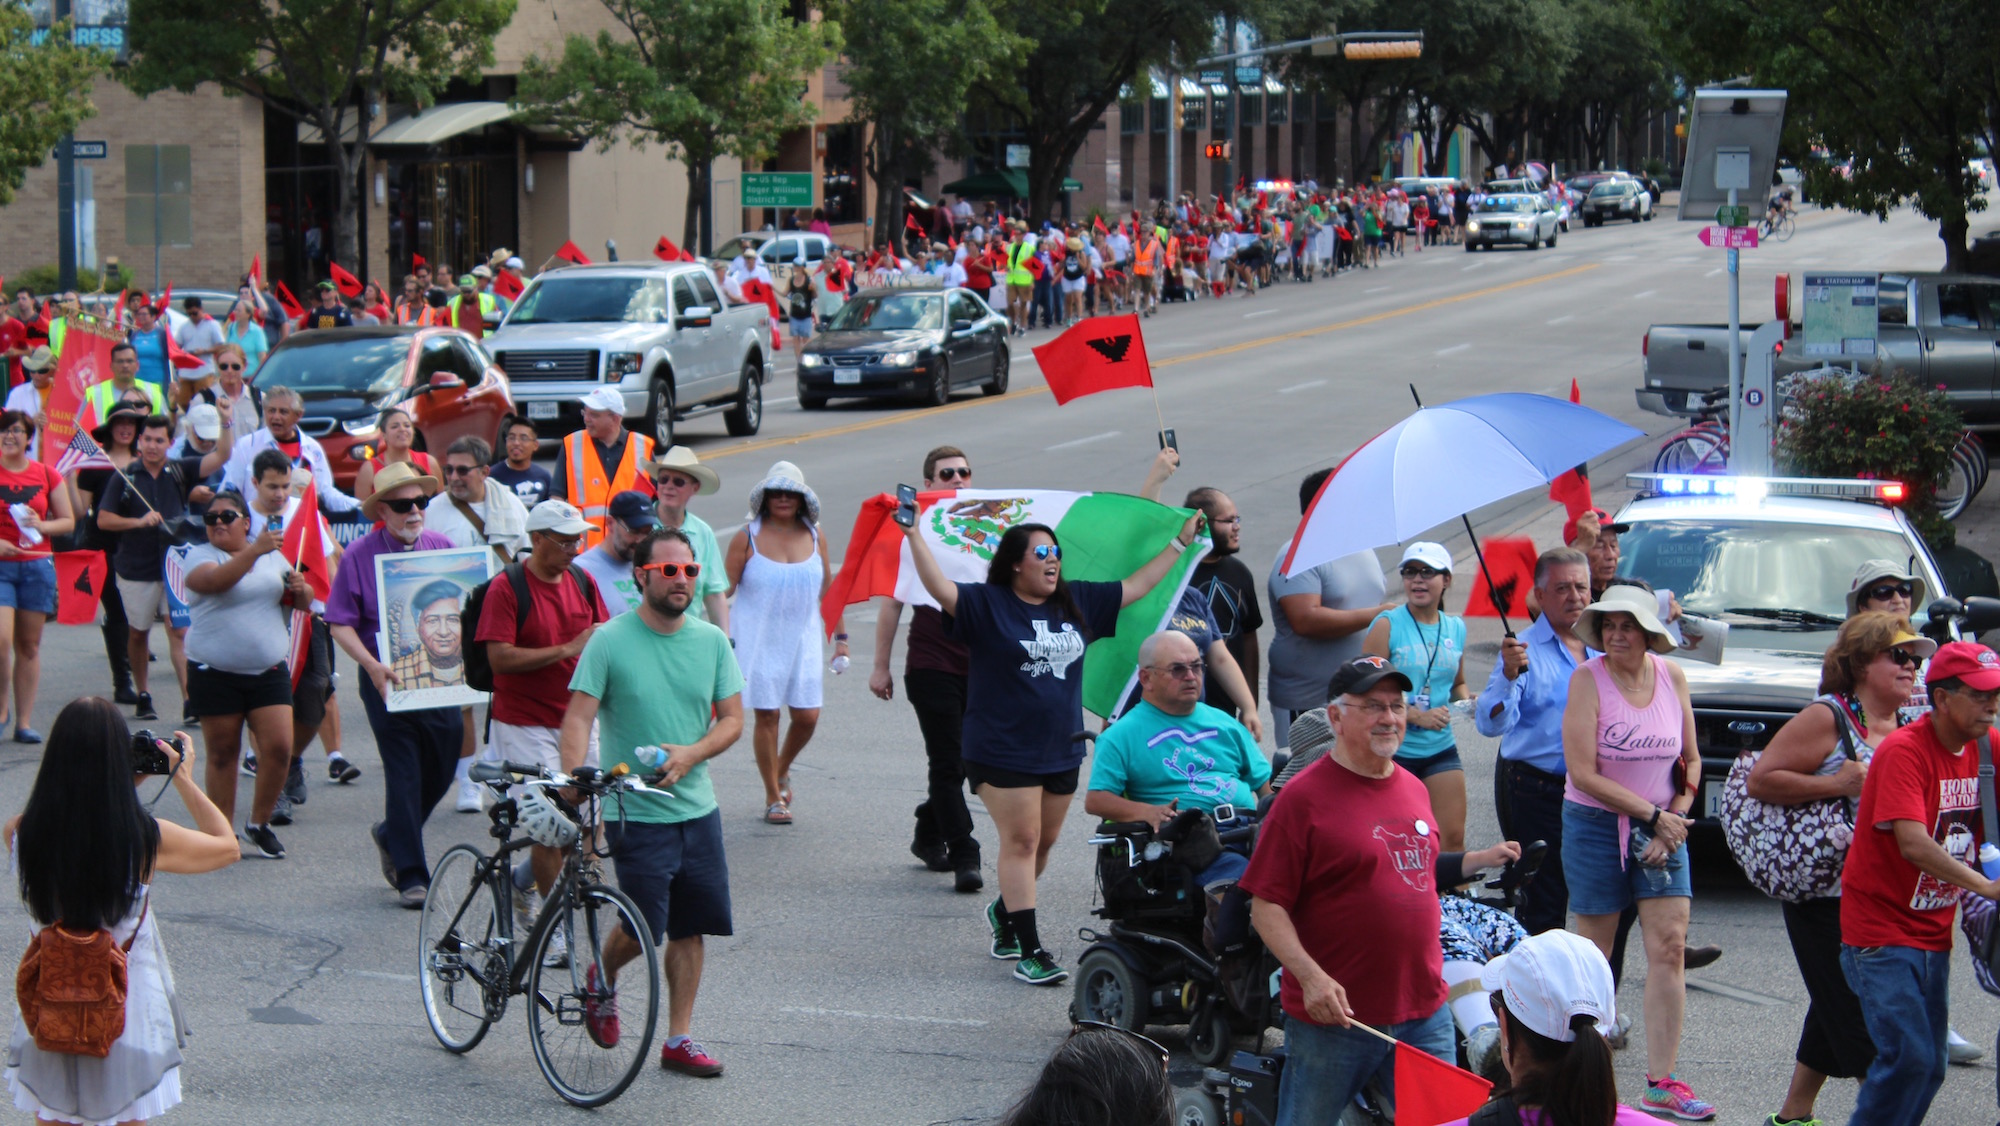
[1241,654,1519,1126]
[1839,640,2000,1125]
[476,498,611,948]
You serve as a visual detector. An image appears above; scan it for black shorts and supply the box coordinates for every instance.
[188,662,292,718]
[961,759,1080,795]
[606,811,733,943]
[293,616,335,728]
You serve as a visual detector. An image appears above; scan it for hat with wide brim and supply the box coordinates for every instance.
[362,461,440,521]
[747,460,819,524]
[92,402,152,443]
[1846,558,1926,617]
[638,444,720,495]
[1574,584,1676,654]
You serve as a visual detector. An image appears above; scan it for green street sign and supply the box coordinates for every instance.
[743,172,814,209]
[1715,204,1749,228]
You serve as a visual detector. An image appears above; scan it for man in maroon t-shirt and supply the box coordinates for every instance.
[477,498,611,952]
[1839,640,2000,1125]
[1242,654,1519,1126]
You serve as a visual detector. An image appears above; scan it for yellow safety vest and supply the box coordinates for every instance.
[84,379,166,420]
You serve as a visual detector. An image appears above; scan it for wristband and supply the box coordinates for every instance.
[1647,806,1662,833]
[1170,538,1188,553]
[834,633,848,641]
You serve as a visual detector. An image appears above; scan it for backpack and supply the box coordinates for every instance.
[462,561,601,693]
[16,898,146,1058]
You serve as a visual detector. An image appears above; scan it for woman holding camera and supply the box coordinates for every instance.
[183,490,313,860]
[5,697,240,1124]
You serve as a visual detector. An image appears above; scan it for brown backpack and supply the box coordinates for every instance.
[15,899,146,1058]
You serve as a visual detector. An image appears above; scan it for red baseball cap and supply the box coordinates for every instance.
[1562,507,1630,547]
[1926,641,2000,691]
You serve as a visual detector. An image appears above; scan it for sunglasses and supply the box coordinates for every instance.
[1032,544,1061,562]
[1886,647,1925,668]
[216,362,244,371]
[654,474,698,490]
[1149,659,1207,679]
[1069,1021,1169,1068]
[934,466,972,481]
[1400,565,1445,579]
[1866,582,1914,601]
[203,509,245,527]
[638,561,701,579]
[442,464,480,477]
[376,496,422,514]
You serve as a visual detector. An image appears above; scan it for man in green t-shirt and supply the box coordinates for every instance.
[560,527,744,1077]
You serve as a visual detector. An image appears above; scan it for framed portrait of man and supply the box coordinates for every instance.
[375,545,496,711]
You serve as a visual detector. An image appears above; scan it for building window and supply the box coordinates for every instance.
[1240,93,1263,128]
[1183,97,1205,130]
[822,123,863,224]
[1268,91,1288,125]
[124,144,193,249]
[1150,97,1167,134]
[1121,101,1144,135]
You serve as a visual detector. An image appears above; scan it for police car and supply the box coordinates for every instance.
[1608,472,1992,826]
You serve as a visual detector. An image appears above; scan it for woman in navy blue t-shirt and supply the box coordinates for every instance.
[903,514,1199,986]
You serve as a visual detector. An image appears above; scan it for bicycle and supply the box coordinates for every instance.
[1653,389,1731,474]
[417,759,672,1107]
[1759,206,1796,242]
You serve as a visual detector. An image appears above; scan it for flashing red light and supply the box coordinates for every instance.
[1877,482,1907,503]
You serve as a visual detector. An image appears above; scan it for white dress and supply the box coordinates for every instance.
[729,519,824,710]
[6,883,187,1125]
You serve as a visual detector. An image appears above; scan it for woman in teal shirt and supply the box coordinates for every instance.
[1363,540,1469,849]
[224,297,270,374]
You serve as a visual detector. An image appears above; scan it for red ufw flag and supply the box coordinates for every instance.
[554,240,593,266]
[654,236,684,262]
[1547,379,1594,518]
[273,282,307,322]
[1393,1040,1493,1126]
[412,252,427,269]
[328,262,364,297]
[53,551,108,625]
[1031,314,1153,406]
[247,255,261,286]
[152,284,172,316]
[163,321,205,370]
[491,270,524,301]
[282,479,334,602]
[740,278,781,320]
[1464,536,1539,620]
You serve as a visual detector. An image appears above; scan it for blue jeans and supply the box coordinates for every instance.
[1276,1003,1453,1126]
[1840,943,1950,1126]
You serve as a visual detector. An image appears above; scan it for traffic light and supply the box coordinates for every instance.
[1343,39,1422,59]
[1172,88,1185,130]
[1204,141,1231,161]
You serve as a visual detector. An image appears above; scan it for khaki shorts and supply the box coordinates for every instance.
[488,718,599,772]
[116,577,167,626]
[1135,274,1157,298]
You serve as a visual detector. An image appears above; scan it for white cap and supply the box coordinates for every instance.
[471,264,493,278]
[185,403,222,441]
[578,387,625,414]
[504,256,524,270]
[1399,541,1452,573]
[525,499,594,535]
[1480,930,1617,1043]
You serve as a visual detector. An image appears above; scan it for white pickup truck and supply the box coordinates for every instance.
[485,261,771,445]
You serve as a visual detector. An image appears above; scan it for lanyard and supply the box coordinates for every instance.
[1404,605,1446,693]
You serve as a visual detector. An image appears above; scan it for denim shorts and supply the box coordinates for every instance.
[1397,744,1463,780]
[606,810,733,943]
[0,557,57,615]
[1561,799,1691,915]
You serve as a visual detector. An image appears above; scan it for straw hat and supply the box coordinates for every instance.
[638,444,720,495]
[362,461,440,521]
[747,460,819,524]
[1574,584,1676,654]
[1846,559,1926,616]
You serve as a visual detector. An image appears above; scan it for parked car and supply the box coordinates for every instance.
[485,261,770,446]
[1464,194,1561,251]
[1580,180,1652,225]
[717,232,845,270]
[250,325,514,490]
[796,287,1010,409]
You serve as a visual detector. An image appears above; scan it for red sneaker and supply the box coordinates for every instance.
[659,1037,724,1077]
[581,963,619,1048]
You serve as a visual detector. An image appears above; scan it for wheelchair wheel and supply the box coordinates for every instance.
[1073,949,1150,1030]
[1174,1087,1224,1126]
[1186,1006,1236,1067]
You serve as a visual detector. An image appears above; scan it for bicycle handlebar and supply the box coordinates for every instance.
[472,759,676,801]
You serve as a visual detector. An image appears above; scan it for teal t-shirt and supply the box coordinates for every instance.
[1088,700,1271,812]
[677,511,731,619]
[568,611,743,823]
[1372,607,1466,760]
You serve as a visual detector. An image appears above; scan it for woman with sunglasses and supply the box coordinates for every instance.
[182,490,315,859]
[1846,560,1923,621]
[354,406,436,505]
[902,510,1199,986]
[1744,611,1934,1126]
[224,296,270,374]
[0,410,74,744]
[1363,542,1470,850]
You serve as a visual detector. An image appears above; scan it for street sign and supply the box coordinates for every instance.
[741,172,813,209]
[1234,65,1262,84]
[1005,144,1030,169]
[1801,273,1880,358]
[72,141,107,160]
[1698,225,1758,249]
[1715,204,1749,228]
[1197,70,1225,85]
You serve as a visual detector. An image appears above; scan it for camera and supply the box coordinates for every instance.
[130,729,176,776]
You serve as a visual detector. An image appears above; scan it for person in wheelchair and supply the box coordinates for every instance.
[1085,631,1271,889]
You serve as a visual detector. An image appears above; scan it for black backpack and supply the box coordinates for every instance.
[462,561,600,692]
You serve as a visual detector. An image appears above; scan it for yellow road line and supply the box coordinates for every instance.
[704,262,1601,460]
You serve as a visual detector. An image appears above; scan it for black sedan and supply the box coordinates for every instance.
[797,287,1011,409]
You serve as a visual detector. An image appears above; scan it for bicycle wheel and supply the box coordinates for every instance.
[1936,445,1977,521]
[527,883,660,1107]
[418,844,505,1053]
[1654,430,1728,474]
[1777,212,1797,242]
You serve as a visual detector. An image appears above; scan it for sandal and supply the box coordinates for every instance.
[778,774,793,807]
[764,802,793,825]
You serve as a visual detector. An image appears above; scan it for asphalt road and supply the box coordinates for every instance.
[2,199,1990,1126]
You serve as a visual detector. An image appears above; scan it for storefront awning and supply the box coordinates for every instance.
[368,102,519,146]
[939,170,1084,198]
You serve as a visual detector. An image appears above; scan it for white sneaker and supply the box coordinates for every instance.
[541,922,569,968]
[514,886,542,935]
[455,775,482,812]
[1948,1027,1984,1064]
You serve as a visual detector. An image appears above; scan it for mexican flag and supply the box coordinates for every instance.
[823,489,1209,719]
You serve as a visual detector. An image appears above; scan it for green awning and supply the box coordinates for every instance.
[939,170,1085,198]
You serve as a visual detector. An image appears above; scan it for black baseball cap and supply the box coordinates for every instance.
[1326,655,1413,701]
[608,490,659,531]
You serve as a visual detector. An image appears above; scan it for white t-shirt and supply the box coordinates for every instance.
[573,544,641,616]
[1106,232,1131,264]
[943,262,968,287]
[176,316,226,380]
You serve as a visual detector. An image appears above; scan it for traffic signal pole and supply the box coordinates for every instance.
[55,0,77,292]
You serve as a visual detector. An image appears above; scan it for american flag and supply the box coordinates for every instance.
[54,430,113,475]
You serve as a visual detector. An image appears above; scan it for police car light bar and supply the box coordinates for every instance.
[1625,473,1906,503]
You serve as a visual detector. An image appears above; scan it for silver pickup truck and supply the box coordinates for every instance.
[1638,272,2000,425]
[485,262,771,445]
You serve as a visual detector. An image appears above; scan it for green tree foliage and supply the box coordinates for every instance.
[0,2,110,206]
[517,0,840,253]
[125,0,515,272]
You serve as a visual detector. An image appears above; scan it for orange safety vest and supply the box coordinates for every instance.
[563,428,654,550]
[1165,234,1181,270]
[1133,238,1160,276]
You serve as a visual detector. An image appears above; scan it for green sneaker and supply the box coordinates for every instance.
[987,899,1021,960]
[1762,1117,1824,1126]
[1013,951,1069,986]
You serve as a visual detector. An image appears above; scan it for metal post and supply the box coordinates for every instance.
[1725,184,1742,471]
[1165,70,1179,212]
[151,147,162,293]
[55,0,77,292]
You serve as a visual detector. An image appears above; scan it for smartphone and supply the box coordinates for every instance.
[1158,428,1177,452]
[893,484,918,528]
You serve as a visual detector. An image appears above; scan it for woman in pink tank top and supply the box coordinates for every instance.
[1560,584,1715,1119]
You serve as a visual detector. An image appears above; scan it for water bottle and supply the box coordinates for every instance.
[1629,826,1671,892]
[830,654,850,675]
[1449,698,1475,720]
[634,745,668,771]
[10,504,40,547]
[1981,843,2000,882]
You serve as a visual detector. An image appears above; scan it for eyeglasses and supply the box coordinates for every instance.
[442,464,480,477]
[216,362,243,371]
[376,496,422,514]
[934,466,971,481]
[1069,1021,1169,1069]
[0,428,26,438]
[1886,648,1925,668]
[1347,699,1408,717]
[1400,565,1445,579]
[1941,684,2000,708]
[638,561,701,579]
[1149,660,1206,679]
[1208,515,1241,526]
[536,532,583,550]
[203,509,245,527]
[1032,544,1062,562]
[1865,582,1914,602]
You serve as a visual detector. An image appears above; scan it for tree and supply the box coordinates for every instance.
[126,0,514,275]
[0,1,109,206]
[828,0,1021,253]
[518,0,840,254]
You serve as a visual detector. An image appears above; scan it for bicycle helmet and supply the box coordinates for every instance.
[517,787,580,850]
